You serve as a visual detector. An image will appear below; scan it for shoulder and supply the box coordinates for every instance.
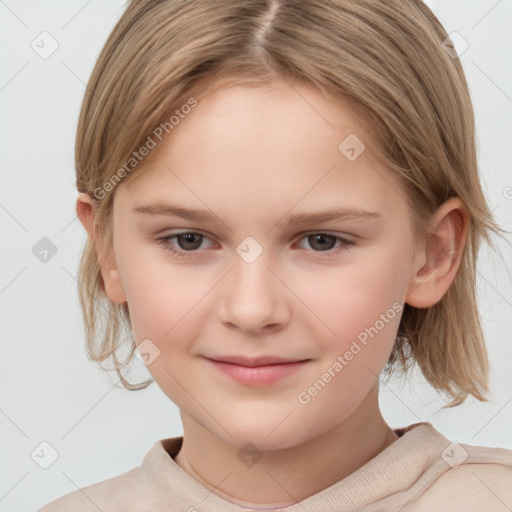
[36,467,144,512]
[409,443,512,512]
[36,437,182,512]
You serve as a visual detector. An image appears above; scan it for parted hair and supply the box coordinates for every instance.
[75,0,507,407]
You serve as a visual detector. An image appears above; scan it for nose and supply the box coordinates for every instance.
[218,246,290,335]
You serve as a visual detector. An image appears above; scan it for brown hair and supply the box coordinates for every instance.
[75,0,508,407]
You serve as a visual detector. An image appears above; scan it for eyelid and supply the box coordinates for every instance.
[294,229,355,241]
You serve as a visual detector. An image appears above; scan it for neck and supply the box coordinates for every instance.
[173,384,399,508]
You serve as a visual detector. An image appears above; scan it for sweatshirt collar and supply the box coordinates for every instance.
[141,422,450,511]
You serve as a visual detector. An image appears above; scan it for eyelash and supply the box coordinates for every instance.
[156,231,355,260]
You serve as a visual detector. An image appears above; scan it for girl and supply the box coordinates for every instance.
[39,0,512,510]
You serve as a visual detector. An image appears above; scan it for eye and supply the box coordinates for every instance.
[156,231,355,260]
[156,232,214,260]
[295,233,355,257]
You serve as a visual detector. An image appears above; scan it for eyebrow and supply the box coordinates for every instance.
[133,202,382,225]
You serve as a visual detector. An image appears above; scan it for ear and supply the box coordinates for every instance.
[76,193,127,304]
[405,197,469,308]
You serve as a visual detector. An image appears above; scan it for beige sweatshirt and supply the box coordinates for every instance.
[37,422,512,511]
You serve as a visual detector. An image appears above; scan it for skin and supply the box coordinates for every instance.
[77,79,469,508]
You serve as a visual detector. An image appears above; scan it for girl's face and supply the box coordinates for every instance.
[107,80,421,450]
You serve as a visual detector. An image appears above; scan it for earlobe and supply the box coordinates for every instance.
[76,193,127,304]
[103,267,127,304]
[405,197,469,309]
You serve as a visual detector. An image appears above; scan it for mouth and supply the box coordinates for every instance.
[204,355,311,367]
[202,356,312,386]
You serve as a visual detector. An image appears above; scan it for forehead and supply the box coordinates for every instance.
[177,80,373,157]
[116,80,408,219]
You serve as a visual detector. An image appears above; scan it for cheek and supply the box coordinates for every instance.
[121,258,211,395]
[116,244,208,345]
[294,248,406,347]
[292,255,406,429]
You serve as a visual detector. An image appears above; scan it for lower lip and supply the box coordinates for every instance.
[205,358,310,386]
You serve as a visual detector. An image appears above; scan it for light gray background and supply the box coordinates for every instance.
[1,1,511,511]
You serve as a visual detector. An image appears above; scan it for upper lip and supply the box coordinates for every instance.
[205,355,310,367]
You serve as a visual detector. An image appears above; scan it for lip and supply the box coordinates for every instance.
[205,355,308,367]
[203,356,311,386]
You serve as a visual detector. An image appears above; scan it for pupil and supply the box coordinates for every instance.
[180,233,200,249]
[313,234,334,251]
